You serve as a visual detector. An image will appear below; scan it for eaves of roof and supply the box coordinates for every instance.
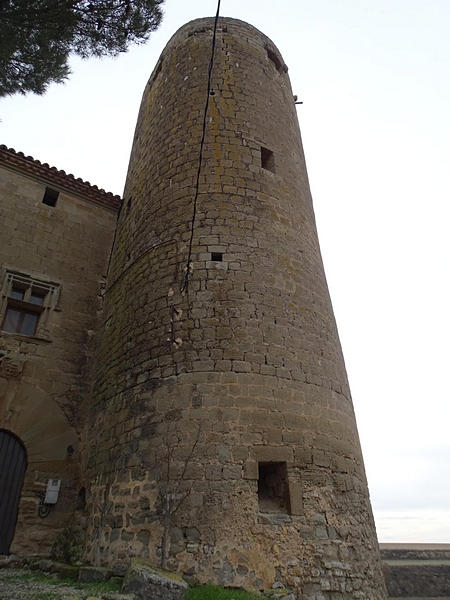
[0,145,122,213]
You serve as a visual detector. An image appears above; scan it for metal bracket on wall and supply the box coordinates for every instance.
[35,491,52,518]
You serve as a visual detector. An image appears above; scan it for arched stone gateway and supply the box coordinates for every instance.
[85,17,387,598]
[0,429,27,554]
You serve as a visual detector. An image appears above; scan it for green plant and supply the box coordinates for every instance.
[0,0,164,96]
[187,584,264,600]
[50,527,83,565]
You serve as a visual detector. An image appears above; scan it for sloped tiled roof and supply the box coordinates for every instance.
[0,145,122,212]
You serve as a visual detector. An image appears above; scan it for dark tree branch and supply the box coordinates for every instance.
[0,0,164,96]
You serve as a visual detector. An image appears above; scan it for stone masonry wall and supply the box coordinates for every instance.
[0,162,117,555]
[85,18,387,599]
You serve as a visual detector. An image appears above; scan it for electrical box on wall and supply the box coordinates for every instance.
[44,479,61,504]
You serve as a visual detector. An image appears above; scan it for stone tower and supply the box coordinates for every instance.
[85,17,386,598]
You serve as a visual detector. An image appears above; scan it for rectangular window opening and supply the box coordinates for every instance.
[1,271,60,339]
[42,187,59,207]
[211,252,223,262]
[261,147,275,173]
[2,306,39,336]
[258,461,291,515]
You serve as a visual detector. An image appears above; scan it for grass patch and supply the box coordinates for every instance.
[187,584,264,600]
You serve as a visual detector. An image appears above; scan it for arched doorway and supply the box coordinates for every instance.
[0,429,27,554]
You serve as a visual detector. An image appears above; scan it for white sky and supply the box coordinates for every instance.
[1,0,449,543]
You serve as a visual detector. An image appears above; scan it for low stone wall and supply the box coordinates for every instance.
[380,544,450,598]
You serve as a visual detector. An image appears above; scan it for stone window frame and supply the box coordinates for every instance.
[0,270,60,340]
[244,449,304,519]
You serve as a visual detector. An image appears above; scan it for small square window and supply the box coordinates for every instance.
[261,147,275,173]
[258,462,291,514]
[211,252,223,262]
[42,187,59,207]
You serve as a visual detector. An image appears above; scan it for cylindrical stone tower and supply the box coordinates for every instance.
[85,17,386,599]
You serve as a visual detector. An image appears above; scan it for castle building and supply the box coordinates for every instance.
[0,17,387,599]
[0,144,120,554]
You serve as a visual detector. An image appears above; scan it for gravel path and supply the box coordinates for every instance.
[0,568,83,599]
[0,568,128,600]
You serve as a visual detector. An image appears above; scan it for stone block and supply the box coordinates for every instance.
[36,559,56,572]
[53,562,80,580]
[215,360,232,371]
[78,565,113,583]
[121,559,188,600]
[288,480,304,516]
[252,446,293,462]
[222,464,242,479]
[232,360,251,372]
[243,460,258,479]
[0,554,24,569]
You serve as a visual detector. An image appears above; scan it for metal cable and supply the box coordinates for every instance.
[180,0,222,293]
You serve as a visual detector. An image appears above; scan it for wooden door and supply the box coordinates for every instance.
[0,430,27,554]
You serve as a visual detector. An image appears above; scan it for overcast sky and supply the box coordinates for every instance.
[2,0,449,543]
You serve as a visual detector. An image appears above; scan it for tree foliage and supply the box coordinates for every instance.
[0,0,164,97]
